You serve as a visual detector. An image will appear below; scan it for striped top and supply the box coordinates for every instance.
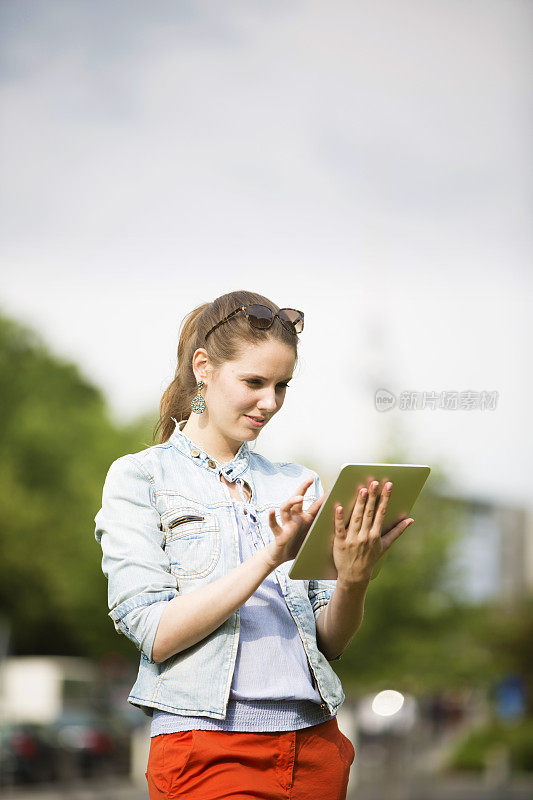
[150,495,334,735]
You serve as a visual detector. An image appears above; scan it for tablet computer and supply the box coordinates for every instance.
[288,463,431,581]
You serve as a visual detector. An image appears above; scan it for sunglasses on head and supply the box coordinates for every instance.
[204,304,304,342]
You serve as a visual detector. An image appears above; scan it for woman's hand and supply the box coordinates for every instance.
[333,480,414,585]
[264,478,326,569]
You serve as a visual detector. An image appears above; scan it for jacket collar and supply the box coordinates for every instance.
[169,417,250,481]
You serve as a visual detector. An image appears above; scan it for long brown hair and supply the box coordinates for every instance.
[153,289,301,444]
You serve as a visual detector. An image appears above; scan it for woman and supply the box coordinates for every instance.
[94,289,413,800]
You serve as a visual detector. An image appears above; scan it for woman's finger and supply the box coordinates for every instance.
[360,481,380,536]
[307,494,326,518]
[381,517,414,548]
[334,504,347,540]
[279,494,295,520]
[280,478,312,512]
[299,478,315,493]
[268,508,282,535]
[370,481,393,538]
[292,497,304,514]
[280,494,304,524]
[346,485,368,538]
[294,478,317,515]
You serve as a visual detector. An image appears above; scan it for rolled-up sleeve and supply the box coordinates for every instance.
[306,472,343,661]
[94,455,179,663]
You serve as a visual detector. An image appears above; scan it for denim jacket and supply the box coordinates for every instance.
[94,418,345,719]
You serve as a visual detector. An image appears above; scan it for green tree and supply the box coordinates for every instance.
[0,312,151,660]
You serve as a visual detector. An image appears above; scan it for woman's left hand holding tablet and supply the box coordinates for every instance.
[333,481,414,585]
[264,478,326,569]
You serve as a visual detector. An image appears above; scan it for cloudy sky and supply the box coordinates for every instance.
[1,0,531,507]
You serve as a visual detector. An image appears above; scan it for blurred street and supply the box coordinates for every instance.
[345,721,533,800]
[1,772,533,800]
[0,776,146,800]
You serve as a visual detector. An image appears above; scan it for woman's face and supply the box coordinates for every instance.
[206,339,296,441]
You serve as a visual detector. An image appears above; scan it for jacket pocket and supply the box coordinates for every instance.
[167,512,206,534]
[161,506,221,580]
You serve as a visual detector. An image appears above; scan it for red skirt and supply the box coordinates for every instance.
[145,715,355,800]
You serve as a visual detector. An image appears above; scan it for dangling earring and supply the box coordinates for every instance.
[191,380,207,414]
